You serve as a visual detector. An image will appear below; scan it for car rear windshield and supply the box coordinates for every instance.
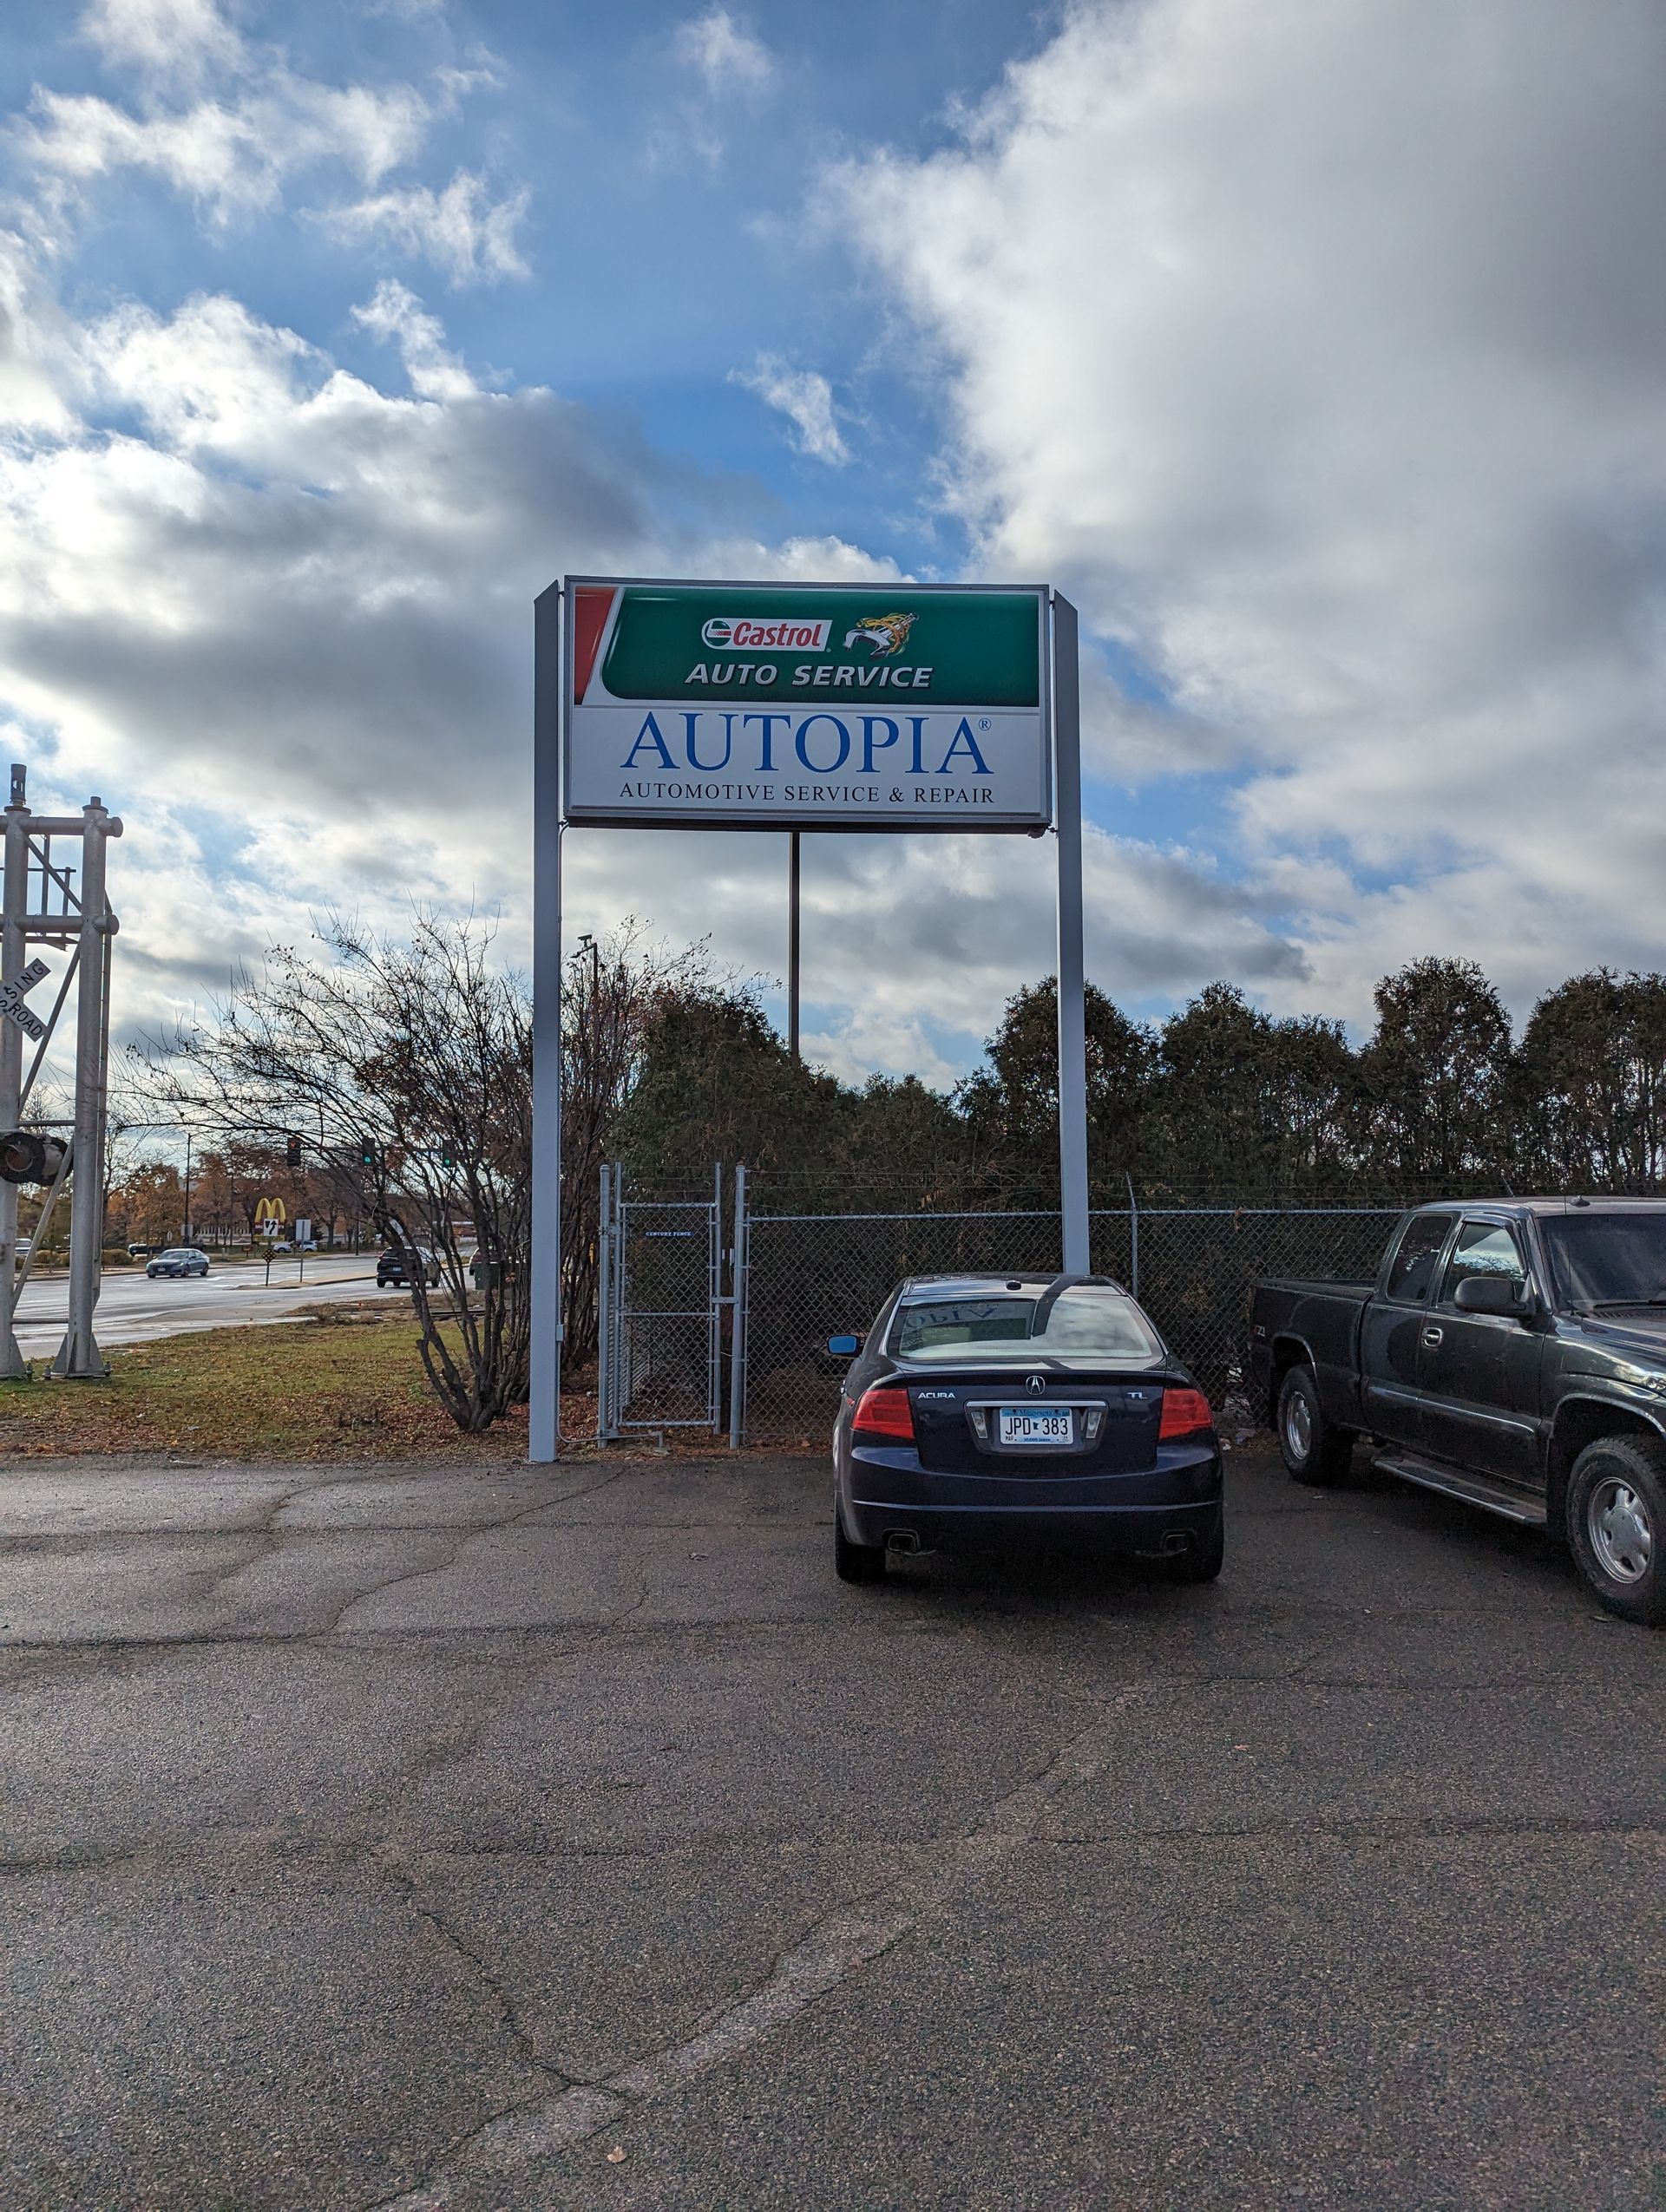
[1540,1212,1666,1308]
[889,1287,1160,1365]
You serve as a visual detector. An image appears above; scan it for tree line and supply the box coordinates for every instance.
[612,952,1666,1206]
[124,922,1666,1436]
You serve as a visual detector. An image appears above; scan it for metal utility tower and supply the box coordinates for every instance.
[0,767,122,1379]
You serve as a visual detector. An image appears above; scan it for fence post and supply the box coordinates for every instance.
[710,1161,723,1434]
[1125,1171,1139,1300]
[727,1164,748,1450]
[596,1162,612,1442]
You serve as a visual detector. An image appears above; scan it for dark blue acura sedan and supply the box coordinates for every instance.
[829,1273,1222,1585]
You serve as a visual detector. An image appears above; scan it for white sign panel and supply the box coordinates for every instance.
[561,579,1050,831]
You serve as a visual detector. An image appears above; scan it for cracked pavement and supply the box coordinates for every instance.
[0,1444,1662,2210]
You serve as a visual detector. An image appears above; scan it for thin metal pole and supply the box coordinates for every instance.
[0,774,28,1375]
[529,583,564,1461]
[788,831,801,1060]
[710,1159,722,1433]
[596,1162,612,1442]
[1051,592,1090,1273]
[53,798,120,1379]
[1125,1171,1139,1300]
[727,1163,748,1450]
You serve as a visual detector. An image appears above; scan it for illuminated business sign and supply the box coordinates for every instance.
[561,579,1050,830]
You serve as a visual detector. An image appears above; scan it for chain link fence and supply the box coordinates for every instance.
[592,1168,1416,1443]
[735,1193,1401,1441]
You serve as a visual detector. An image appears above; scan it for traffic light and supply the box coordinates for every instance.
[358,1137,380,1171]
[286,1134,302,1170]
[0,1131,68,1185]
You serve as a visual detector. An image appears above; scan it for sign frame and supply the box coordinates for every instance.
[560,575,1053,835]
[528,576,1089,1463]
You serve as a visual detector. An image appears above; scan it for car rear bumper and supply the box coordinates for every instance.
[842,1443,1223,1555]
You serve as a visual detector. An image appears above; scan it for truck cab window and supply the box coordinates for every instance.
[1383,1211,1454,1304]
[1440,1221,1527,1305]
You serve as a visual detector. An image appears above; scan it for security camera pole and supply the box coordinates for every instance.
[0,768,122,1380]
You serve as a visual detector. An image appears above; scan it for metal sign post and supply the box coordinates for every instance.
[528,577,1086,1462]
[1050,593,1090,1273]
[529,585,564,1463]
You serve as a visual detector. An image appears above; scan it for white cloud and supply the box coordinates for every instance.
[19,75,433,231]
[730,354,848,465]
[837,0,1666,1027]
[80,0,242,79]
[672,9,776,99]
[653,8,777,167]
[0,236,928,1053]
[321,169,530,287]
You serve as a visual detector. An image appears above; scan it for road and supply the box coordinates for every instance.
[0,1443,1661,2210]
[11,1252,403,1356]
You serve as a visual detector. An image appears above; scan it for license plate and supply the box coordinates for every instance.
[998,1407,1075,1448]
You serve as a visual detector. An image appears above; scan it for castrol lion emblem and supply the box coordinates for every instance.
[843,612,916,659]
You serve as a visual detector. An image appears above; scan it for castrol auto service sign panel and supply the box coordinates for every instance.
[561,579,1050,830]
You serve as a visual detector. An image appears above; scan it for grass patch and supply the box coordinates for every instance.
[0,1318,598,1462]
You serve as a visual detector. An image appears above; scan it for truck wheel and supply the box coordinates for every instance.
[1567,1436,1663,1626]
[834,1500,887,1585]
[1276,1365,1354,1486]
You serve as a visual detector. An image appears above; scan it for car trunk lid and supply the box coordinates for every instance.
[900,1368,1177,1474]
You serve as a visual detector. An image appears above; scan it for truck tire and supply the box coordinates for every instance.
[1276,1365,1354,1487]
[1566,1436,1664,1626]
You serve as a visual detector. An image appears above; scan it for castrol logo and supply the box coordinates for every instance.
[700,616,831,651]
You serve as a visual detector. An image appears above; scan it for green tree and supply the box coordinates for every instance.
[1514,969,1666,1190]
[612,979,848,1188]
[957,976,1154,1197]
[1152,984,1354,1194]
[1354,957,1513,1186]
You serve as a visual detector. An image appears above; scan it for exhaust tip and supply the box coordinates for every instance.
[884,1530,921,1556]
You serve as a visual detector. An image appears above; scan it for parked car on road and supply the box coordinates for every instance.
[1250,1198,1666,1625]
[376,1245,440,1288]
[146,1247,209,1279]
[829,1272,1221,1586]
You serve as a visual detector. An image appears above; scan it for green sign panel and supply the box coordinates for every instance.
[563,578,1049,831]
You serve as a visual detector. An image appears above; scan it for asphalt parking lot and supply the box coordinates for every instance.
[1,1442,1662,2212]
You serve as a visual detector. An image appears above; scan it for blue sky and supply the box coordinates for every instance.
[3,0,1664,1090]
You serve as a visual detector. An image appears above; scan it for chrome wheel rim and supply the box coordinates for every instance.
[1283,1388,1313,1465]
[1587,1476,1653,1585]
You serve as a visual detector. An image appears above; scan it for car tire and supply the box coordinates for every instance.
[1165,1506,1224,1583]
[834,1499,887,1585]
[1276,1365,1354,1486]
[1567,1436,1664,1626]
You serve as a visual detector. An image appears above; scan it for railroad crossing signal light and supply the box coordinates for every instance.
[0,1130,68,1185]
[286,1135,302,1169]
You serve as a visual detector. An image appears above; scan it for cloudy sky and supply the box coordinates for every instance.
[3,0,1663,1092]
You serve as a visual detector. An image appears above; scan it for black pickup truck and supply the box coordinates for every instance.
[1248,1199,1665,1624]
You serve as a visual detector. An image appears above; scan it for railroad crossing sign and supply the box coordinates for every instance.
[0,959,49,1041]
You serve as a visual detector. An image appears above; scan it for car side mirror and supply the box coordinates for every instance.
[828,1333,863,1358]
[1453,1274,1528,1318]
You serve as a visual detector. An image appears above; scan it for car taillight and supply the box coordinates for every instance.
[1159,1387,1214,1441]
[852,1384,915,1442]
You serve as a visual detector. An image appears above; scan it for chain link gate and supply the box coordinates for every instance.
[597,1164,724,1439]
